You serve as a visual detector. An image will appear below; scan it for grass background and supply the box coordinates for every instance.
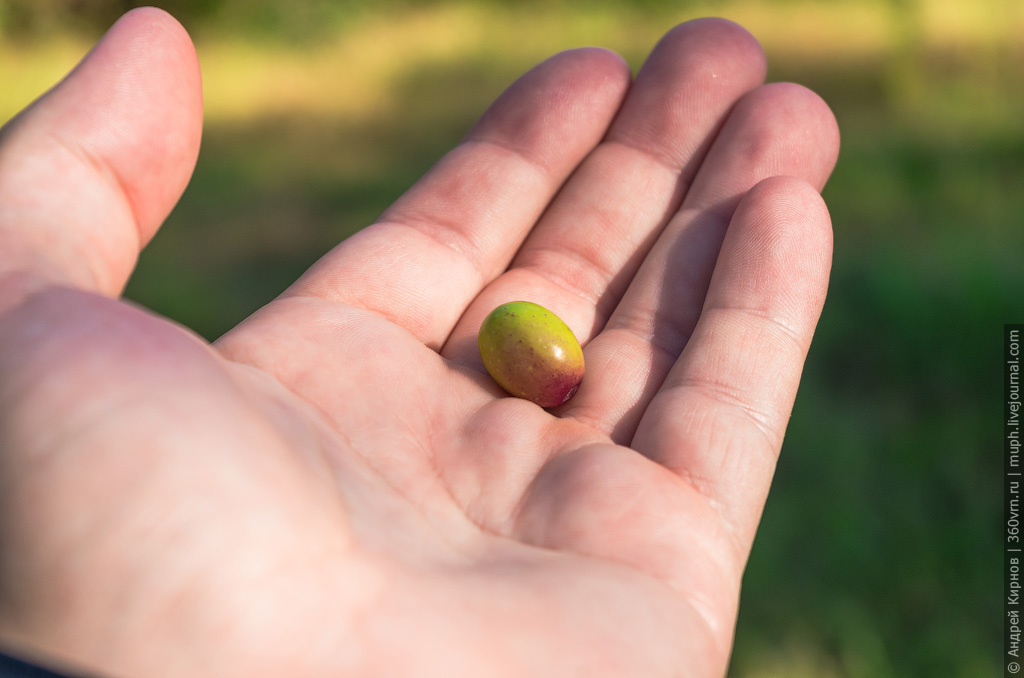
[2,0,1020,675]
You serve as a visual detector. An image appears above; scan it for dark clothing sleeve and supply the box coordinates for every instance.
[0,651,100,678]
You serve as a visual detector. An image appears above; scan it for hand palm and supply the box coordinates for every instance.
[0,9,838,678]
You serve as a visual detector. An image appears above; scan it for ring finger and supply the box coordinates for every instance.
[565,81,840,441]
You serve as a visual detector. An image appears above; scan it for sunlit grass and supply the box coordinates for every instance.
[3,0,1019,131]
[196,0,1024,137]
[0,37,89,120]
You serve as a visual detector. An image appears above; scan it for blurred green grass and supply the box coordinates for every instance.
[2,0,1021,675]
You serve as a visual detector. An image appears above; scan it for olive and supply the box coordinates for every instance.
[478,301,584,407]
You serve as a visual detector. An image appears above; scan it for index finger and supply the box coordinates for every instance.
[238,48,631,350]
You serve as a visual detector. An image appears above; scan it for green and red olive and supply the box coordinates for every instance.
[478,301,585,408]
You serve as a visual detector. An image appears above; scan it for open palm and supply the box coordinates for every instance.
[0,9,839,678]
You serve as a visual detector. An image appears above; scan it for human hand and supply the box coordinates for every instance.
[0,8,838,677]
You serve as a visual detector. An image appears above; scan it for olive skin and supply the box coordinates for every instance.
[478,301,585,408]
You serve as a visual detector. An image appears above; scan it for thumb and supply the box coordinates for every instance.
[0,7,202,301]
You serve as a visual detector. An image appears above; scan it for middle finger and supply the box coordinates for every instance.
[440,19,767,364]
